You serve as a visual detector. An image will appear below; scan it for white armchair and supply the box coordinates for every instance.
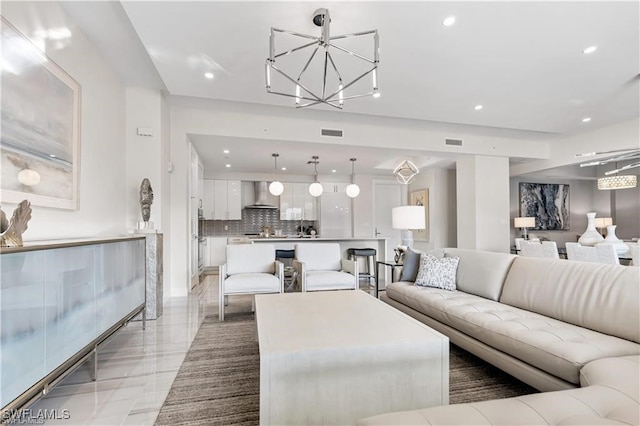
[294,243,358,292]
[219,244,283,321]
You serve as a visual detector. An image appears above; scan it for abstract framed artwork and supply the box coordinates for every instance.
[1,17,81,210]
[410,188,429,241]
[519,182,570,230]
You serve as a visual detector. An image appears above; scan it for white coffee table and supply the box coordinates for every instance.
[255,291,449,425]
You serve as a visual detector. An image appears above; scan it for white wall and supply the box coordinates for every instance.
[125,87,164,229]
[2,2,128,240]
[410,168,457,251]
[457,156,511,252]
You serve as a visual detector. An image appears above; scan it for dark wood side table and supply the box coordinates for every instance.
[375,260,403,298]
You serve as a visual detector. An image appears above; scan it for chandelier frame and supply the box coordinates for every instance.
[265,8,379,109]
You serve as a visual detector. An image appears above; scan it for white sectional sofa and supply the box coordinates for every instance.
[358,248,640,425]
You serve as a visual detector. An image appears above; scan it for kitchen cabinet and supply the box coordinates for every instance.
[280,183,317,220]
[319,182,352,238]
[202,179,242,220]
[202,179,215,219]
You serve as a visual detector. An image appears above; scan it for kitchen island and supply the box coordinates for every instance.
[204,237,393,283]
[248,237,388,261]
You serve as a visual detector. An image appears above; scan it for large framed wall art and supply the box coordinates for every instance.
[1,17,81,210]
[410,188,429,241]
[519,182,570,230]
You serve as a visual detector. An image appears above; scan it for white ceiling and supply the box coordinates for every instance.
[61,1,639,176]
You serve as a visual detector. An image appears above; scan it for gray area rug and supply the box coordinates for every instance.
[155,312,537,425]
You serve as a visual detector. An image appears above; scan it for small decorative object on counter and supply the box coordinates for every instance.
[394,245,407,263]
[138,178,154,229]
[598,225,629,255]
[0,199,32,247]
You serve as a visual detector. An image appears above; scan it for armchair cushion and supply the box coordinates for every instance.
[295,243,342,271]
[224,273,281,294]
[305,271,356,291]
[226,244,276,275]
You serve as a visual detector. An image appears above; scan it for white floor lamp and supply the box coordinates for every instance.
[392,206,426,248]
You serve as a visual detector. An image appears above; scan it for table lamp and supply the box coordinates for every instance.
[392,206,426,248]
[514,217,535,240]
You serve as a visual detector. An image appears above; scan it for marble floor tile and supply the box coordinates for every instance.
[15,275,221,426]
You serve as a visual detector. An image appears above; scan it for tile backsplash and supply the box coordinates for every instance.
[200,209,317,237]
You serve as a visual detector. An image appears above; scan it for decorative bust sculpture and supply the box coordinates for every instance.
[0,199,32,247]
[140,178,154,222]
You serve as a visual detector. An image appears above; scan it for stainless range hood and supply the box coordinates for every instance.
[245,181,278,209]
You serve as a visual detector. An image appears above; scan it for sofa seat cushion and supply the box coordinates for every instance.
[386,282,640,385]
[357,384,639,425]
[358,355,640,426]
[306,270,355,291]
[224,273,281,294]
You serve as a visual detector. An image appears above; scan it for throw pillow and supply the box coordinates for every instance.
[400,248,445,282]
[414,254,459,291]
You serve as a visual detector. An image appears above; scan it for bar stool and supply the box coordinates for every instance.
[347,248,377,289]
[275,249,298,291]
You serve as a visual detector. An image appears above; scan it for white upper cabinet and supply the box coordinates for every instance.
[201,179,215,220]
[203,179,242,220]
[280,183,317,220]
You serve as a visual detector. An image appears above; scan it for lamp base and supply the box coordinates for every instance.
[401,229,414,248]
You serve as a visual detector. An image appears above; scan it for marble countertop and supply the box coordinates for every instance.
[249,237,387,242]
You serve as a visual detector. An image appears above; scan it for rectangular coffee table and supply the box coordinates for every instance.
[255,291,449,425]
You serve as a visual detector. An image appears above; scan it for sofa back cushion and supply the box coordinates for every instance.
[500,257,640,343]
[400,247,445,282]
[443,248,516,301]
[295,243,341,271]
[226,244,275,275]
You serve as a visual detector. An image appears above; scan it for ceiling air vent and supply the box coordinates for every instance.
[445,138,463,146]
[321,128,343,137]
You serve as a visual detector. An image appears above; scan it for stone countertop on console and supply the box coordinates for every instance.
[248,237,388,242]
[1,235,146,254]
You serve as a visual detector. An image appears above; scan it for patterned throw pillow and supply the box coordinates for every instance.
[414,254,459,291]
[400,248,446,282]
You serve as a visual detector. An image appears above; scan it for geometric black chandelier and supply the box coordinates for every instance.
[265,8,379,109]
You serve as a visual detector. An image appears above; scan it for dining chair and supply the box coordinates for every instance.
[219,243,284,321]
[626,243,639,266]
[294,243,358,292]
[519,240,544,257]
[514,238,525,251]
[541,241,560,259]
[565,242,619,265]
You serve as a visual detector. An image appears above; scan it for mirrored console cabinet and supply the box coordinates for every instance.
[0,237,146,417]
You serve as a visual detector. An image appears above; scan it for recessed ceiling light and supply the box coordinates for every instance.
[582,45,597,54]
[332,169,337,173]
[225,164,231,168]
[223,149,229,154]
[372,92,381,98]
[281,167,286,171]
[474,105,483,110]
[442,16,456,27]
[49,154,57,158]
[204,72,214,79]
[582,117,592,123]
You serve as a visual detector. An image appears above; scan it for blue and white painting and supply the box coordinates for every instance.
[519,183,570,230]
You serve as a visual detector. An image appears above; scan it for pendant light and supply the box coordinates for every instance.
[268,153,284,196]
[308,155,323,197]
[345,158,360,198]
